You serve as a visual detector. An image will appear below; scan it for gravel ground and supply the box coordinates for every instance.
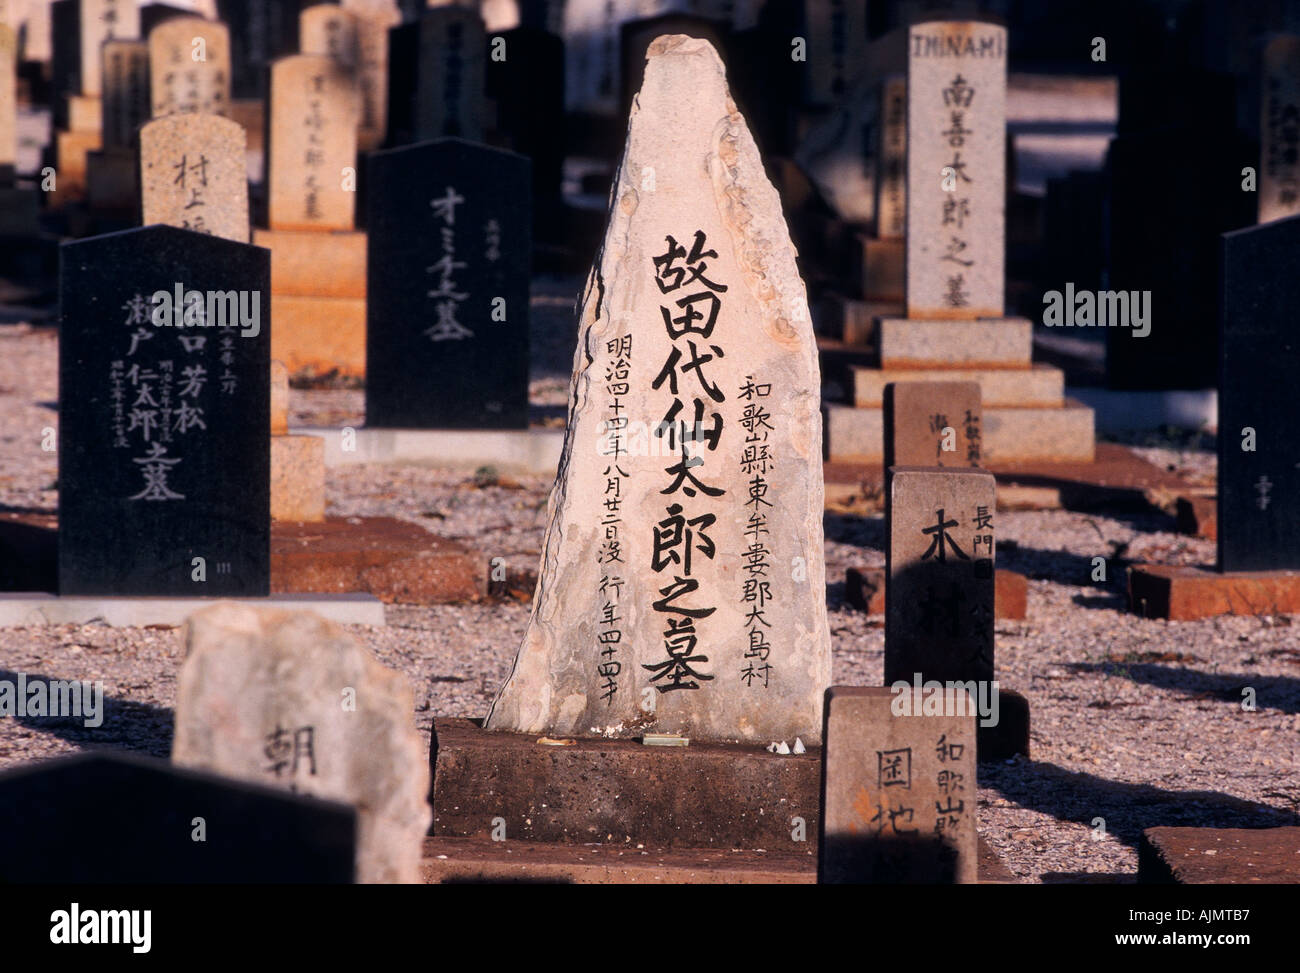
[1,321,1296,884]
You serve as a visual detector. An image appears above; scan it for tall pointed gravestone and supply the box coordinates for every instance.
[58,224,270,596]
[486,35,831,744]
[366,137,530,428]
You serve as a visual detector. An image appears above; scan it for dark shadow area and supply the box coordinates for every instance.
[1061,662,1300,715]
[820,833,964,883]
[0,668,174,758]
[0,516,57,591]
[1071,592,1128,611]
[824,512,885,551]
[980,760,1298,854]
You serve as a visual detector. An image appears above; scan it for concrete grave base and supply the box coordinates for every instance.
[1128,564,1300,620]
[0,592,384,627]
[877,317,1033,368]
[303,426,564,475]
[272,295,367,381]
[1139,826,1300,883]
[1175,495,1217,540]
[272,516,484,604]
[854,362,1065,408]
[427,719,1018,882]
[430,717,820,851]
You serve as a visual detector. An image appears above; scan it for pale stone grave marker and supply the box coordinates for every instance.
[876,73,906,239]
[905,20,1006,319]
[173,602,432,884]
[80,0,141,97]
[884,467,995,687]
[820,686,977,883]
[140,111,249,242]
[486,36,831,744]
[147,15,231,118]
[267,54,358,232]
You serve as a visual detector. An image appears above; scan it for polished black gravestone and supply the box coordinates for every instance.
[0,752,355,882]
[59,225,270,596]
[1218,215,1300,572]
[217,0,301,101]
[365,138,530,429]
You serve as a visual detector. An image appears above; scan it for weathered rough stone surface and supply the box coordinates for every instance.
[485,36,831,744]
[432,717,820,849]
[905,21,1006,319]
[1139,826,1300,884]
[173,601,431,883]
[270,434,325,522]
[140,112,249,242]
[147,16,231,117]
[820,686,977,883]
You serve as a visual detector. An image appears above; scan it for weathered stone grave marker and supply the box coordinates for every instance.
[365,137,530,428]
[85,38,148,213]
[1260,36,1300,224]
[485,35,831,744]
[884,467,995,687]
[883,380,982,469]
[80,0,142,98]
[147,14,231,117]
[820,686,977,883]
[58,224,269,596]
[267,53,358,232]
[173,602,431,884]
[140,111,249,242]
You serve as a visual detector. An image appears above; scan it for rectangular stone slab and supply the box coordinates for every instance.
[431,717,820,849]
[820,686,977,883]
[1139,826,1300,884]
[857,361,1061,407]
[883,380,982,468]
[1218,216,1300,571]
[885,466,996,686]
[877,317,1032,368]
[905,20,1006,319]
[1127,563,1300,621]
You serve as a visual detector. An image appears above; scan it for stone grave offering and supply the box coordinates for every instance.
[147,14,231,118]
[824,20,1094,466]
[140,111,249,242]
[253,53,366,381]
[173,601,431,883]
[341,0,401,151]
[1129,214,1300,619]
[270,358,325,520]
[485,35,831,744]
[414,4,487,142]
[84,38,148,216]
[820,686,977,883]
[884,467,995,689]
[883,380,982,469]
[1260,36,1300,224]
[0,752,356,882]
[365,137,530,428]
[58,224,270,596]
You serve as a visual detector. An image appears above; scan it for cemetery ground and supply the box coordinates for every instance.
[0,283,1295,884]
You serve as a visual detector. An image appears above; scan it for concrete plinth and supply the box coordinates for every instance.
[430,717,820,850]
[854,362,1064,407]
[1128,564,1300,620]
[878,317,1033,368]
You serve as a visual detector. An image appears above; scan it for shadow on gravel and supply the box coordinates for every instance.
[823,512,884,550]
[1071,592,1128,611]
[980,759,1298,851]
[0,668,174,759]
[1063,661,1300,715]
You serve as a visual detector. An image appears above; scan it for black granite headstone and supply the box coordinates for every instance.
[365,138,530,429]
[0,752,355,882]
[385,20,420,147]
[59,225,270,595]
[50,0,79,131]
[1218,215,1300,572]
[217,0,301,101]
